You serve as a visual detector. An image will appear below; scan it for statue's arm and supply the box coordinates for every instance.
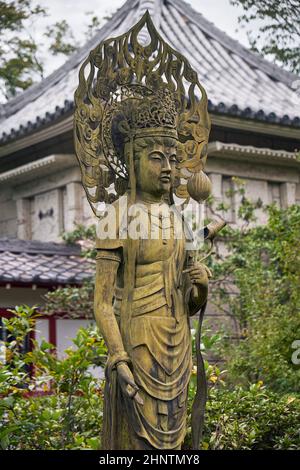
[94,249,143,404]
[94,251,125,360]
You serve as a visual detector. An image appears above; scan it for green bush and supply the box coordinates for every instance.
[0,305,106,450]
[0,394,102,450]
[1,306,299,449]
[208,201,300,393]
[185,382,300,450]
[186,323,300,450]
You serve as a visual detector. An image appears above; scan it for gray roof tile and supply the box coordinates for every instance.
[0,238,94,285]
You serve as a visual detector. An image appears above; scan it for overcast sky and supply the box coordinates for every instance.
[32,0,254,77]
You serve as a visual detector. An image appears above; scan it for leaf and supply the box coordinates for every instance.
[86,437,100,450]
[40,340,54,351]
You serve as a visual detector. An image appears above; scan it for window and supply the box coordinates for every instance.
[31,188,65,241]
[268,182,281,207]
[222,176,235,223]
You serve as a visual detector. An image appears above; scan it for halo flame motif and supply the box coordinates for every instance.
[74,11,211,216]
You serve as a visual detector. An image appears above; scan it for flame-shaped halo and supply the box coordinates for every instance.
[74,11,211,216]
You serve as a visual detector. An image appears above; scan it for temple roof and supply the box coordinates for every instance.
[0,238,94,285]
[0,0,299,146]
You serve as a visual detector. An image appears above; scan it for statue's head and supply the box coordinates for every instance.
[110,86,179,201]
[132,135,177,198]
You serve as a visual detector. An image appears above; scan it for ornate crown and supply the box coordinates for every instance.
[103,85,178,163]
[119,88,178,137]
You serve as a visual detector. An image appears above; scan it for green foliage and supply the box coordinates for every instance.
[187,325,299,450]
[84,12,102,40]
[44,20,78,56]
[62,223,97,259]
[185,382,300,450]
[1,306,299,449]
[230,0,300,73]
[0,2,116,102]
[208,196,300,392]
[42,282,94,319]
[0,305,107,449]
[1,188,300,449]
[40,224,97,318]
[0,394,102,450]
[0,0,46,99]
[0,305,38,394]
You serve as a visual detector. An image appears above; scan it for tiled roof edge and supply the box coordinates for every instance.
[0,238,82,256]
[1,98,300,147]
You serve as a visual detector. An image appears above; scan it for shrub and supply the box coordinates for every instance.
[208,202,300,393]
[0,305,106,450]
[185,382,300,450]
[1,306,299,450]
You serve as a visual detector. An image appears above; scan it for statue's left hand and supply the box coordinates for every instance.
[184,263,212,306]
[186,263,212,287]
[117,362,144,405]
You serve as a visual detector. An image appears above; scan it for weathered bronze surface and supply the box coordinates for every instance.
[74,12,217,450]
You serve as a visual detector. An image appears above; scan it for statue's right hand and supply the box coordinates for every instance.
[116,362,144,405]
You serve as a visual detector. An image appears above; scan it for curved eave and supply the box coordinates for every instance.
[1,106,300,160]
[208,141,300,167]
[1,96,300,150]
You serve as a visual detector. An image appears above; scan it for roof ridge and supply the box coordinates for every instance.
[0,0,137,121]
[0,237,82,255]
[171,0,298,86]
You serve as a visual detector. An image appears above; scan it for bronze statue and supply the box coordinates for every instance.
[74,12,223,450]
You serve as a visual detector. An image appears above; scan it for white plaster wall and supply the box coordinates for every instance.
[296,184,300,204]
[82,189,96,227]
[56,319,104,379]
[206,157,299,184]
[56,319,94,357]
[242,178,269,225]
[35,319,50,345]
[1,152,299,242]
[13,166,81,200]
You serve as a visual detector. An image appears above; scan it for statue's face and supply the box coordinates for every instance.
[134,137,177,199]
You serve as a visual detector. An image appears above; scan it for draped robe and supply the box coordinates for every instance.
[96,198,193,450]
